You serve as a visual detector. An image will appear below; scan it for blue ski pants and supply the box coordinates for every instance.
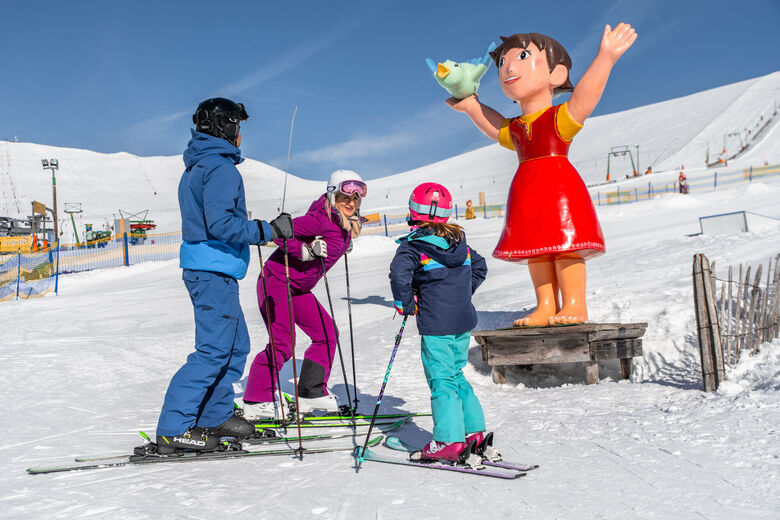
[156,269,250,436]
[420,333,485,443]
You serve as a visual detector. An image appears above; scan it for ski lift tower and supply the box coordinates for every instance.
[64,203,83,245]
[606,145,637,181]
[118,209,157,244]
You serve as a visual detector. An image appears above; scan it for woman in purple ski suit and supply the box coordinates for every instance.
[242,170,367,419]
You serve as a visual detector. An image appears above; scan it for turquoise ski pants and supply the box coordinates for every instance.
[421,333,485,443]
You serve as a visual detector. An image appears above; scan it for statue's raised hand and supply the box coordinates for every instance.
[599,23,637,63]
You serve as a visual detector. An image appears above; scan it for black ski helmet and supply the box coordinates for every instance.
[192,97,249,146]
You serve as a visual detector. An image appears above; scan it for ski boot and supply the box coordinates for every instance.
[466,431,502,462]
[242,399,283,421]
[208,412,256,439]
[155,427,219,455]
[411,439,483,469]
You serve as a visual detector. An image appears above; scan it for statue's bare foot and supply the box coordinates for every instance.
[514,308,555,327]
[549,307,588,325]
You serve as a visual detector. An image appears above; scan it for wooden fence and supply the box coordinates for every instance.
[692,253,780,391]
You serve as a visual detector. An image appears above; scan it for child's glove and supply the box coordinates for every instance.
[394,296,418,316]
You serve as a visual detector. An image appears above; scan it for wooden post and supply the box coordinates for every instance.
[692,254,725,392]
[725,265,733,365]
[745,264,762,355]
[771,255,780,340]
[737,265,751,362]
[492,365,507,384]
[619,358,633,379]
[585,361,599,384]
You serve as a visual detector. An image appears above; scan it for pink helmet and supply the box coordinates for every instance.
[409,182,453,223]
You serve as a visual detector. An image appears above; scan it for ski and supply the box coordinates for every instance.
[355,447,526,480]
[482,460,540,472]
[236,399,430,422]
[251,415,414,429]
[75,420,405,463]
[29,435,383,475]
[385,436,538,472]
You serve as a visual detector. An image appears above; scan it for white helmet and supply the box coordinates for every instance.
[326,170,368,204]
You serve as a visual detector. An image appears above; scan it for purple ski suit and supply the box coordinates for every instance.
[244,195,352,402]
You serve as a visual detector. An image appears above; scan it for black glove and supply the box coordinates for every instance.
[269,213,294,240]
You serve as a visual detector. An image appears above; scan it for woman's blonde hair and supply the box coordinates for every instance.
[416,221,464,242]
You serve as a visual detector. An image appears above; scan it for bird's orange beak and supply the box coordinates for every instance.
[437,63,450,78]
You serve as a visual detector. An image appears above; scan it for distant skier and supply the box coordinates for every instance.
[242,170,367,420]
[389,182,493,465]
[155,98,294,454]
[678,171,689,194]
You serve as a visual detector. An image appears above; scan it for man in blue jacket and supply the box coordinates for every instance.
[156,98,294,454]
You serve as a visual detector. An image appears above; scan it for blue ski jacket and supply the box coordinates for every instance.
[178,130,273,280]
[389,228,487,335]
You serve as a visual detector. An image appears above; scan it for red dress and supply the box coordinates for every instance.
[493,105,605,263]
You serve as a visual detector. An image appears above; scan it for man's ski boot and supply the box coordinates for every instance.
[208,412,256,439]
[410,439,483,469]
[155,427,219,455]
[466,431,502,462]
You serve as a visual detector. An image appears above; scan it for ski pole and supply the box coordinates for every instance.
[256,243,287,428]
[355,315,408,471]
[344,254,359,413]
[319,257,353,416]
[284,240,305,459]
[280,107,298,214]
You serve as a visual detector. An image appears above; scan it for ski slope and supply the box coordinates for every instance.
[1,72,779,519]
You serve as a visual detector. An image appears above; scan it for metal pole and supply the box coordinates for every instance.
[319,257,353,413]
[16,247,21,300]
[256,244,287,426]
[52,168,58,240]
[284,241,305,458]
[344,255,359,413]
[355,315,408,471]
[54,240,60,295]
[636,145,640,174]
[280,107,298,214]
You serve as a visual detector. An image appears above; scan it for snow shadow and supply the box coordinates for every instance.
[340,294,395,309]
[236,358,419,415]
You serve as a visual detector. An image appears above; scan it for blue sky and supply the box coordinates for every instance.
[1,0,778,180]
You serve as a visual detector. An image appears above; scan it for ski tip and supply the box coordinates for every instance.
[138,431,150,442]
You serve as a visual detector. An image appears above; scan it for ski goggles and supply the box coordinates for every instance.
[329,180,368,199]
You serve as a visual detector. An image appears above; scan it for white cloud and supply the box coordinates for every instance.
[294,132,417,164]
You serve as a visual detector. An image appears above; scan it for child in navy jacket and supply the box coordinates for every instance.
[389,183,493,464]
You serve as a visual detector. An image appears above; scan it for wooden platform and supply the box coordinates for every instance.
[472,322,648,385]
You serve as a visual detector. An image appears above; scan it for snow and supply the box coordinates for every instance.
[1,73,780,519]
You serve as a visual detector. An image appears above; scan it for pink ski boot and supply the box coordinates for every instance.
[411,440,483,468]
[466,431,502,462]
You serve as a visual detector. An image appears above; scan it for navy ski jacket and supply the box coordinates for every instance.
[178,130,273,280]
[389,228,487,336]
